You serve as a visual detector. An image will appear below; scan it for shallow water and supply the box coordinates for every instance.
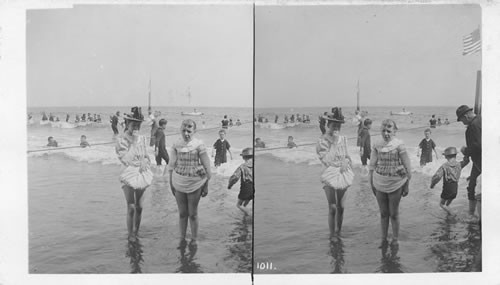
[254,156,481,274]
[29,155,252,273]
[27,106,253,274]
[254,106,481,274]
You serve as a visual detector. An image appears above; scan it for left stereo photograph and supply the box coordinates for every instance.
[27,4,254,274]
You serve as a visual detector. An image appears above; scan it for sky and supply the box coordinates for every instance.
[26,5,253,108]
[255,5,481,108]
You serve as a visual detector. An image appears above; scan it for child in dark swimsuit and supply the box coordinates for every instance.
[212,129,233,167]
[228,148,254,215]
[430,146,469,215]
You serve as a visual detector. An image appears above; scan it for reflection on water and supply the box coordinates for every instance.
[329,238,345,273]
[376,242,404,273]
[225,214,253,273]
[176,240,203,273]
[430,216,482,272]
[125,238,144,273]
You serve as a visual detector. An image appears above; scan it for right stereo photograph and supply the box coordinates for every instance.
[254,4,482,274]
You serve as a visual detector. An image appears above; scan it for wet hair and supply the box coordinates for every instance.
[380,119,398,131]
[424,128,431,133]
[255,137,261,142]
[181,119,197,131]
[219,129,226,134]
[363,118,372,126]
[47,136,53,141]
[81,135,86,139]
[159,118,167,126]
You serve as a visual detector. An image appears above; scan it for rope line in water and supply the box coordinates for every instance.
[27,121,253,153]
[255,121,464,152]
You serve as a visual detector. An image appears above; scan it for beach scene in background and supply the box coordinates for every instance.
[254,5,481,274]
[27,5,253,273]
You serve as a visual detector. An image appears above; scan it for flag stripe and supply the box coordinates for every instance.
[462,27,481,56]
[464,41,481,49]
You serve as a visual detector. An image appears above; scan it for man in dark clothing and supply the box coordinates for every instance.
[111,111,120,135]
[319,112,327,135]
[221,115,229,129]
[456,105,481,216]
[155,118,170,167]
[359,118,372,167]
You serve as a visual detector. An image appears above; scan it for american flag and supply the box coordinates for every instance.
[463,27,481,56]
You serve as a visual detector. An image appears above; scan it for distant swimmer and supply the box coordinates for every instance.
[221,115,229,129]
[154,118,170,168]
[49,113,54,122]
[319,112,327,135]
[212,129,233,167]
[80,135,90,148]
[287,136,297,148]
[235,119,242,126]
[229,118,234,127]
[149,110,160,147]
[274,115,279,123]
[358,118,372,173]
[47,136,58,147]
[417,128,439,166]
[228,147,254,215]
[429,114,437,128]
[255,138,266,148]
[41,112,48,121]
[111,111,120,135]
[66,113,70,122]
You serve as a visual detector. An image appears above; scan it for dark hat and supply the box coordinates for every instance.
[443,146,458,156]
[240,147,253,157]
[124,106,144,122]
[322,107,345,124]
[456,105,473,121]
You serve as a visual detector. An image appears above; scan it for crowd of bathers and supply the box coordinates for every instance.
[255,113,312,124]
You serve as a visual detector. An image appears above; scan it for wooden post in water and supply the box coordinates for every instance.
[356,79,360,112]
[474,70,481,115]
[147,78,152,114]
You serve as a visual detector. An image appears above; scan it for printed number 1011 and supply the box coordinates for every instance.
[256,262,275,270]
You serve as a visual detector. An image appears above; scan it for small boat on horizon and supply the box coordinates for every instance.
[181,108,204,116]
[390,108,413,116]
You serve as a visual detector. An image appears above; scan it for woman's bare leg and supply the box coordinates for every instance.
[388,188,402,244]
[122,185,136,240]
[187,188,202,243]
[324,186,337,239]
[175,191,189,241]
[134,189,146,235]
[375,190,390,244]
[335,188,348,233]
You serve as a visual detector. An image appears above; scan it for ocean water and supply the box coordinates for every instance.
[27,106,253,273]
[254,106,481,273]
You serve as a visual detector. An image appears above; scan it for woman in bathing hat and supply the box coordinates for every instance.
[115,106,153,242]
[316,107,353,241]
